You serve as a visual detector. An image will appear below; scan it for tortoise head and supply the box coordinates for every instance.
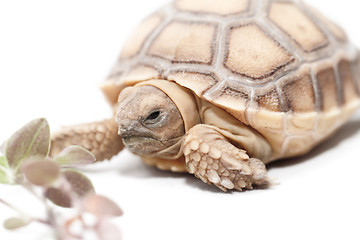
[116,84,185,156]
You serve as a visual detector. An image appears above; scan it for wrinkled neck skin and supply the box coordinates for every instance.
[116,79,200,159]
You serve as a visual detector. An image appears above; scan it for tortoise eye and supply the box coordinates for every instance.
[143,110,163,126]
[146,110,161,121]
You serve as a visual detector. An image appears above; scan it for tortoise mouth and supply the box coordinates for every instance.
[122,135,157,145]
[121,135,182,155]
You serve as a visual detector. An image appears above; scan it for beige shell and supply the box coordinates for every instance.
[101,0,360,159]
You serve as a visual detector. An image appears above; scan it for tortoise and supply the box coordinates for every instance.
[51,0,360,191]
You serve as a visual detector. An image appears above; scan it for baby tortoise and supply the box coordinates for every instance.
[51,0,360,191]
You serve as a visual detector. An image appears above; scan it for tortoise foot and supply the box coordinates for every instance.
[184,124,271,191]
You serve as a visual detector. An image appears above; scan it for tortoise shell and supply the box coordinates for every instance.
[101,0,360,160]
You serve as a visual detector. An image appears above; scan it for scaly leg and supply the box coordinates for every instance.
[183,124,270,191]
[50,118,124,161]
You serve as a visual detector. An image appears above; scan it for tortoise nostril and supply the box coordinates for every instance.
[118,127,127,136]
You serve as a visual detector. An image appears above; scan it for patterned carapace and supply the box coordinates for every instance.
[103,0,360,159]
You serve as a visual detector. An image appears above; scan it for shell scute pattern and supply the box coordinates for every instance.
[167,71,218,95]
[268,1,329,53]
[224,23,295,79]
[315,62,340,111]
[356,55,360,92]
[148,21,218,64]
[355,55,360,93]
[281,68,316,113]
[286,113,317,135]
[175,0,250,16]
[105,0,360,158]
[307,5,348,43]
[338,59,358,103]
[120,15,163,60]
[256,87,281,112]
[206,85,251,125]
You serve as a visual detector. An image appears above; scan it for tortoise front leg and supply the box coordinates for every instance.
[183,124,271,191]
[50,118,124,161]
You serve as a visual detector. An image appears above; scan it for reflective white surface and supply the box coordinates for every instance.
[0,1,359,239]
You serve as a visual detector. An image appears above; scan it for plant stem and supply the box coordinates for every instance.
[0,197,28,217]
[15,179,65,239]
[0,164,8,173]
[33,218,51,226]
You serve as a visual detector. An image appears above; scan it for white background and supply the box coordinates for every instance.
[0,0,360,239]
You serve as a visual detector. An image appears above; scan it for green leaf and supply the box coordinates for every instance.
[0,169,9,184]
[0,170,10,184]
[3,217,31,230]
[46,169,95,208]
[0,156,11,184]
[54,146,95,167]
[5,118,50,169]
[0,156,8,168]
[22,159,60,186]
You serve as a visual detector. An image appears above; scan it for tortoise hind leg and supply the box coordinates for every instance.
[50,118,124,161]
[183,124,271,191]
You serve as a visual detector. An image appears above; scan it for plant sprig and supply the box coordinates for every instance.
[0,118,123,240]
